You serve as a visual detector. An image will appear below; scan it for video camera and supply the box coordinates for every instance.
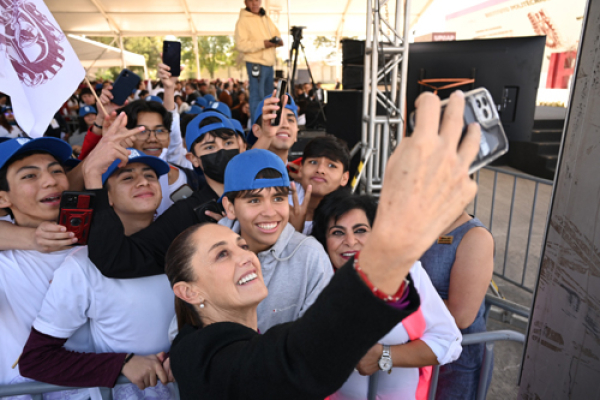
[291,26,306,44]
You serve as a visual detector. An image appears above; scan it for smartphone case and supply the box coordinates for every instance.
[409,87,509,174]
[272,80,288,126]
[111,69,141,106]
[163,41,181,77]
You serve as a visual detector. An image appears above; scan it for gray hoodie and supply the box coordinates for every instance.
[219,218,334,332]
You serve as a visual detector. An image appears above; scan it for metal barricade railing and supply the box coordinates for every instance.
[366,330,525,400]
[469,166,553,294]
[427,330,525,400]
[0,377,179,400]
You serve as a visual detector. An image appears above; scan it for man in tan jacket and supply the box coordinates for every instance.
[235,0,283,124]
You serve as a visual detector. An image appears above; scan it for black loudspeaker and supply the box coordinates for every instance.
[326,90,363,149]
[342,39,366,65]
[342,65,364,90]
[326,90,363,176]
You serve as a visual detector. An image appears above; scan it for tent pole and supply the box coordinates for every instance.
[193,35,201,80]
[118,34,126,69]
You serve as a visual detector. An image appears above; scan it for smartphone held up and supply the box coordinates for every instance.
[57,191,96,246]
[163,40,181,77]
[272,79,288,126]
[409,88,509,174]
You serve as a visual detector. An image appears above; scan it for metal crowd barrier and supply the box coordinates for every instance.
[470,166,553,294]
[0,377,179,400]
[366,330,525,400]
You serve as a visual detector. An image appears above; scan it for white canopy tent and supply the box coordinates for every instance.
[47,0,435,78]
[67,35,148,78]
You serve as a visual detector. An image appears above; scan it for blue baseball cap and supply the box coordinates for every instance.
[146,95,163,104]
[221,149,290,202]
[195,97,208,108]
[0,137,73,171]
[184,105,203,115]
[252,93,298,125]
[78,105,97,117]
[230,118,246,140]
[185,111,236,152]
[208,101,232,118]
[203,94,216,105]
[101,148,170,185]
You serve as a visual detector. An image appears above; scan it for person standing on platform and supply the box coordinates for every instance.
[234,0,283,124]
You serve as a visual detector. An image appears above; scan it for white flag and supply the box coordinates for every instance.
[0,0,84,137]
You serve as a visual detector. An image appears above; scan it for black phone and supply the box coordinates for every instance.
[111,69,141,106]
[58,191,96,246]
[408,87,509,174]
[272,79,288,126]
[162,40,181,77]
[193,200,224,223]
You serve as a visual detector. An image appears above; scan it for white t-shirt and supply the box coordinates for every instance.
[0,248,90,388]
[156,164,189,216]
[33,246,176,400]
[330,262,462,400]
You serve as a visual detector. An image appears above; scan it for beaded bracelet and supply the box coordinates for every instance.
[353,252,408,302]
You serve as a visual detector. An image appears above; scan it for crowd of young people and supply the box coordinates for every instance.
[0,52,494,399]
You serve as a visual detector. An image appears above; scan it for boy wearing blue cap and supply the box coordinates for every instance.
[19,149,177,395]
[250,93,299,165]
[220,149,333,332]
[77,111,246,279]
[0,137,90,390]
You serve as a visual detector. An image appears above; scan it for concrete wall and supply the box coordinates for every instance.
[519,0,600,398]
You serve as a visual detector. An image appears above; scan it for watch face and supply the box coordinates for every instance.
[378,358,393,371]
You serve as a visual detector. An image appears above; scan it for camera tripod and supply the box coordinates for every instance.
[289,26,326,127]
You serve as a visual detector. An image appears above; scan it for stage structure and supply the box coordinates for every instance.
[357,0,410,194]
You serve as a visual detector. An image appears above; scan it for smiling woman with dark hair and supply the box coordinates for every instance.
[311,189,462,400]
[164,91,481,400]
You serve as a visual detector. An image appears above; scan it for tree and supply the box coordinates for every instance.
[88,36,162,80]
[180,36,237,79]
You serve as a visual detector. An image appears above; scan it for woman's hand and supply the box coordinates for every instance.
[355,343,383,376]
[360,91,481,295]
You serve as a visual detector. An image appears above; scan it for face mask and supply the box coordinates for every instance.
[199,149,239,183]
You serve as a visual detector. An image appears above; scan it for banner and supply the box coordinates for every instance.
[0,0,84,137]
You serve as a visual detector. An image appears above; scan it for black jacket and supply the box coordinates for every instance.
[88,185,218,278]
[171,262,420,400]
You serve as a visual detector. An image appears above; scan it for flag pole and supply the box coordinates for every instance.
[84,77,109,117]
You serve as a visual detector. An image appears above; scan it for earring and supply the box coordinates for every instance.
[199,303,205,309]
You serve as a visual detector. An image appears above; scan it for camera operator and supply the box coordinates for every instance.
[234,0,283,124]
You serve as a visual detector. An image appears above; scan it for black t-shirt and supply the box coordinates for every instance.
[88,185,219,278]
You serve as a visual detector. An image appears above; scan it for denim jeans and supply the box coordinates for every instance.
[246,62,274,124]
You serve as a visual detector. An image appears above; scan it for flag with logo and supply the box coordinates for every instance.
[0,0,85,137]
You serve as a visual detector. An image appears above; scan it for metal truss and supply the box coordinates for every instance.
[356,0,411,194]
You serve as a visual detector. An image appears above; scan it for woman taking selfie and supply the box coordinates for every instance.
[311,189,461,400]
[167,91,481,400]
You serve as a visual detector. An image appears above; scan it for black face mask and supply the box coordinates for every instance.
[199,149,240,183]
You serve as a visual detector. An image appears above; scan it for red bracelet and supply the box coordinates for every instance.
[353,252,407,302]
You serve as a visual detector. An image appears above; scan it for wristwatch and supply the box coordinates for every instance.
[378,345,393,374]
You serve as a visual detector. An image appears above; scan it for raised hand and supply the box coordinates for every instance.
[82,112,143,189]
[288,181,312,233]
[359,91,480,294]
[253,90,288,150]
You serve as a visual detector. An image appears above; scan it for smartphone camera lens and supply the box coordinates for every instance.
[483,109,489,119]
[482,97,488,106]
[70,217,81,227]
[476,99,482,108]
